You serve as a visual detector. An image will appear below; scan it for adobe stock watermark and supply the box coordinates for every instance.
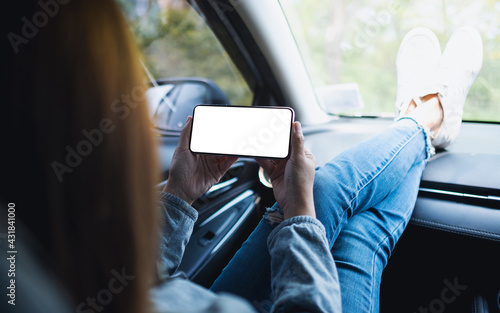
[76,267,135,313]
[51,84,147,183]
[236,109,292,157]
[414,276,467,313]
[467,75,496,111]
[7,0,71,54]
[341,0,404,57]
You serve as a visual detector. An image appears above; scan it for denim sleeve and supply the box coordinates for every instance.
[267,216,342,313]
[152,278,257,313]
[158,192,198,276]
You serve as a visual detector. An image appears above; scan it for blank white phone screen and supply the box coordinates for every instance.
[190,106,294,158]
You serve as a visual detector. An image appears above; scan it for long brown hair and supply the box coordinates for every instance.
[4,1,159,312]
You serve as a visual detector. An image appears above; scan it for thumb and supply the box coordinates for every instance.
[178,116,193,150]
[290,121,305,158]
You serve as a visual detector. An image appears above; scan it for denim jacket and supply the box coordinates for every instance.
[151,192,341,313]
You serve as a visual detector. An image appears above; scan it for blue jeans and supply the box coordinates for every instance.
[210,118,432,313]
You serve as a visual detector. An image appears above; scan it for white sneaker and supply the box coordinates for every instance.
[432,26,483,149]
[395,27,442,119]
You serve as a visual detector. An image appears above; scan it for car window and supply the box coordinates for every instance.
[118,0,253,130]
[279,0,500,122]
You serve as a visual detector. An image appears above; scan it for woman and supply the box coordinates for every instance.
[2,0,482,312]
[154,26,483,312]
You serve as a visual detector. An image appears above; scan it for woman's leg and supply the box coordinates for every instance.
[210,118,431,307]
[332,159,425,313]
[314,118,431,247]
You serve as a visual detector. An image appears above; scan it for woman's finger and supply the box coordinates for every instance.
[291,121,305,158]
[256,158,275,176]
[177,116,193,150]
[219,156,238,173]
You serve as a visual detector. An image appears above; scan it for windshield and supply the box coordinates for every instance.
[280,0,500,122]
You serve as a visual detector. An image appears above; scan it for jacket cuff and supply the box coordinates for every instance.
[160,192,198,221]
[268,215,327,245]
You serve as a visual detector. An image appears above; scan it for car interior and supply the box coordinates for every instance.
[3,0,499,312]
[147,1,500,312]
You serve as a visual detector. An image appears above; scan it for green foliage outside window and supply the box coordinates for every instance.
[119,0,252,107]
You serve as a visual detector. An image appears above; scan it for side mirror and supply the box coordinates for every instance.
[315,83,364,115]
[146,78,230,130]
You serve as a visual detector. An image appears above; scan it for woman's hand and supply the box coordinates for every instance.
[163,116,238,206]
[257,121,316,219]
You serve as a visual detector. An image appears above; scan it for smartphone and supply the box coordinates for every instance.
[190,105,294,159]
